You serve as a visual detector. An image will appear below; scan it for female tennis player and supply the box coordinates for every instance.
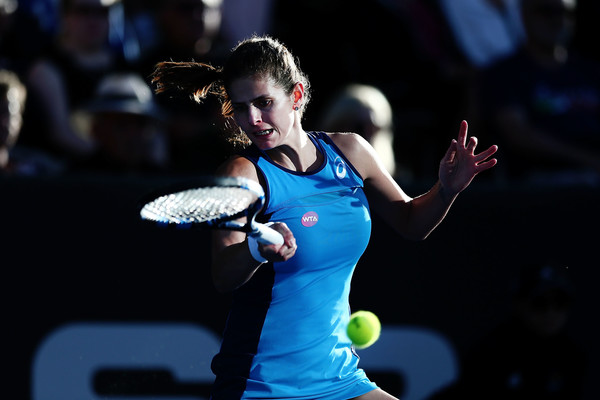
[151,35,498,400]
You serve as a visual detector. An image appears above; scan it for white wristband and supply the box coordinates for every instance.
[247,222,274,263]
[248,234,268,263]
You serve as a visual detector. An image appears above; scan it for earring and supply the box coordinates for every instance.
[294,106,299,111]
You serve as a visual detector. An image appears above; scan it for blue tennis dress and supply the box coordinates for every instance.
[210,132,377,399]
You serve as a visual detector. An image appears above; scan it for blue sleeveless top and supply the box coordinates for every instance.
[210,132,377,399]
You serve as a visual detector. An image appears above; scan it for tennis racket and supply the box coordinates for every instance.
[139,176,283,245]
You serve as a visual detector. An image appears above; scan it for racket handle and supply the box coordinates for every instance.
[250,223,284,245]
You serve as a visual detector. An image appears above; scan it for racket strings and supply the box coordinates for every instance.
[141,186,257,224]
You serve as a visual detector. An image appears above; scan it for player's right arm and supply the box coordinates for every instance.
[210,156,296,293]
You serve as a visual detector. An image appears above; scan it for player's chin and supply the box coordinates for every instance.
[253,142,277,152]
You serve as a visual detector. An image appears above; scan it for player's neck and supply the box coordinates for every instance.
[268,130,323,172]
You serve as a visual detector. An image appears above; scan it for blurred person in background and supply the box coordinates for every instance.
[477,0,600,185]
[134,0,225,77]
[72,72,169,175]
[21,0,128,166]
[320,84,400,180]
[0,68,26,172]
[438,0,525,69]
[219,0,275,49]
[0,69,64,175]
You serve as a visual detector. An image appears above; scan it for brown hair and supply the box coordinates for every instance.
[151,35,311,147]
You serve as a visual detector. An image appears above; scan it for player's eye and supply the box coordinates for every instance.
[255,99,272,109]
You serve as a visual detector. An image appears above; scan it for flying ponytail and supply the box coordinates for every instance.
[151,61,231,113]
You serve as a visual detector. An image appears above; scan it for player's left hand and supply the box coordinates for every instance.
[260,222,297,262]
[439,120,498,196]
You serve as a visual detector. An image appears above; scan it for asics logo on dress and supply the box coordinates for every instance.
[334,157,347,179]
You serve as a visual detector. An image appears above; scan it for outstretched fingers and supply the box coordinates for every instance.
[474,145,499,172]
[466,136,478,154]
[440,120,499,192]
[442,139,458,163]
[457,120,468,147]
[475,144,498,162]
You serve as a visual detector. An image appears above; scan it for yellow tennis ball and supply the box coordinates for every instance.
[347,310,381,349]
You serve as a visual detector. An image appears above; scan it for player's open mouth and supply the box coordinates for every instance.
[254,129,273,136]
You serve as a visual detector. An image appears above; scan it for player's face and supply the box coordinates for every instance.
[229,76,296,150]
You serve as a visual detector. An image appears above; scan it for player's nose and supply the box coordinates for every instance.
[248,106,262,125]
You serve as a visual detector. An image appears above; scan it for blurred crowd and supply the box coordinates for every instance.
[1,0,598,186]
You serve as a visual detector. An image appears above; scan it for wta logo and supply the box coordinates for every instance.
[301,211,319,227]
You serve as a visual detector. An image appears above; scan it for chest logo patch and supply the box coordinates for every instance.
[334,156,347,179]
[301,211,319,227]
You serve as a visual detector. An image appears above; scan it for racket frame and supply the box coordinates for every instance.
[139,176,283,245]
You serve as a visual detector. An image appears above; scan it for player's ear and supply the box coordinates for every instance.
[292,82,304,110]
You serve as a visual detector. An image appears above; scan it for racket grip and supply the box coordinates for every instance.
[250,222,284,245]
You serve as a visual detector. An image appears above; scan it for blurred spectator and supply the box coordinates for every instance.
[21,0,128,165]
[134,0,225,77]
[135,0,232,174]
[478,0,600,185]
[106,0,161,66]
[438,0,525,69]
[0,69,64,175]
[319,83,400,180]
[71,72,168,174]
[0,68,26,170]
[219,0,275,49]
[429,262,587,400]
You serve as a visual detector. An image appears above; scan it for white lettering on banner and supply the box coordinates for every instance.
[31,322,220,400]
[31,323,457,400]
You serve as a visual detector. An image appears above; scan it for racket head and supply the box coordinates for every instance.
[139,176,266,230]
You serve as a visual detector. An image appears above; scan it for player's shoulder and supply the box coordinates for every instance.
[323,131,372,158]
[322,131,360,143]
[215,154,259,182]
